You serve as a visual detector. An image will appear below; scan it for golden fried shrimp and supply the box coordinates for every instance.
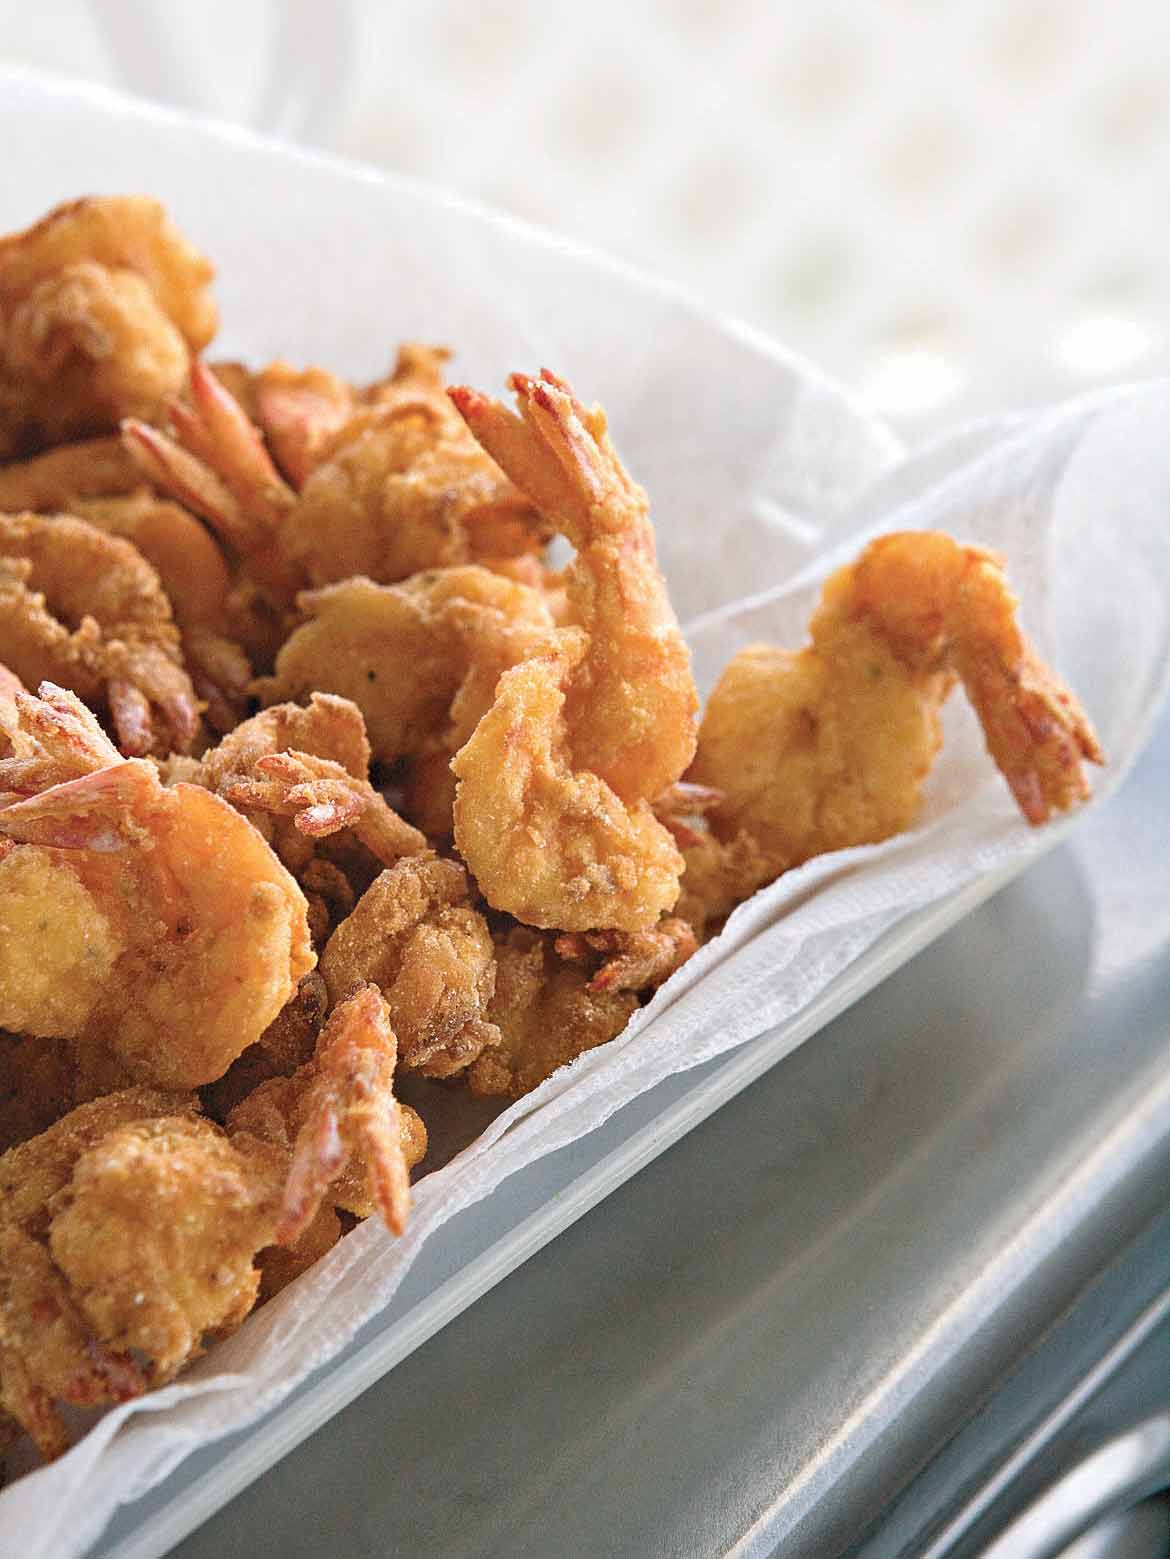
[249,360,357,486]
[553,916,697,993]
[674,829,773,938]
[447,370,698,932]
[0,1088,286,1460]
[258,565,557,823]
[0,1087,197,1457]
[228,987,416,1245]
[1,1224,148,1461]
[280,343,549,586]
[0,511,200,756]
[0,197,217,350]
[0,197,216,457]
[126,346,548,596]
[690,531,1104,880]
[0,436,142,510]
[452,370,697,797]
[175,693,426,879]
[466,926,638,1099]
[71,492,251,731]
[0,684,314,1088]
[47,1116,284,1378]
[320,855,499,1078]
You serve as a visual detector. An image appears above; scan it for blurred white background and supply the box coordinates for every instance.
[3,0,1170,436]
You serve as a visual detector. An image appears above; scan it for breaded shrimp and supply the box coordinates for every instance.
[0,510,200,756]
[319,855,499,1078]
[0,1088,199,1458]
[553,916,697,994]
[0,994,423,1463]
[690,531,1103,881]
[177,693,426,868]
[0,436,142,510]
[447,370,698,931]
[248,360,357,486]
[124,347,549,597]
[0,196,216,457]
[71,492,252,731]
[466,925,638,1099]
[0,684,314,1088]
[258,565,557,831]
[228,986,424,1244]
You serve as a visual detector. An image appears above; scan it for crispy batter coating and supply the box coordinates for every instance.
[0,1087,197,1237]
[0,686,314,1088]
[448,370,697,931]
[48,1115,284,1379]
[0,1225,147,1461]
[0,436,141,510]
[171,695,426,943]
[280,344,547,587]
[72,492,250,732]
[0,197,216,457]
[467,926,638,1098]
[320,856,498,1077]
[0,1052,415,1463]
[0,197,216,349]
[0,1088,266,1459]
[0,510,200,755]
[690,532,1104,881]
[257,564,555,777]
[249,361,356,487]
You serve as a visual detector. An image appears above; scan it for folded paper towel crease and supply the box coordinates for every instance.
[2,68,1170,1559]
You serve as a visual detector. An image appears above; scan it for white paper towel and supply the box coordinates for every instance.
[1,69,1169,1559]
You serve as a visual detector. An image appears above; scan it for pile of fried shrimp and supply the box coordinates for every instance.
[0,196,1103,1472]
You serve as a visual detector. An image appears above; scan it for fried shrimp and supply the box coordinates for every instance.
[0,1040,418,1464]
[70,492,252,731]
[466,925,638,1098]
[0,511,200,756]
[281,344,549,587]
[0,1088,199,1458]
[0,684,314,1088]
[124,346,548,598]
[553,916,697,993]
[447,370,698,931]
[169,695,426,937]
[320,855,499,1078]
[228,986,423,1244]
[248,360,357,487]
[258,566,557,823]
[0,197,217,457]
[690,530,1103,882]
[0,436,142,510]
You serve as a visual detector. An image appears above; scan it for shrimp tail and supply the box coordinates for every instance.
[0,758,160,850]
[276,987,411,1245]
